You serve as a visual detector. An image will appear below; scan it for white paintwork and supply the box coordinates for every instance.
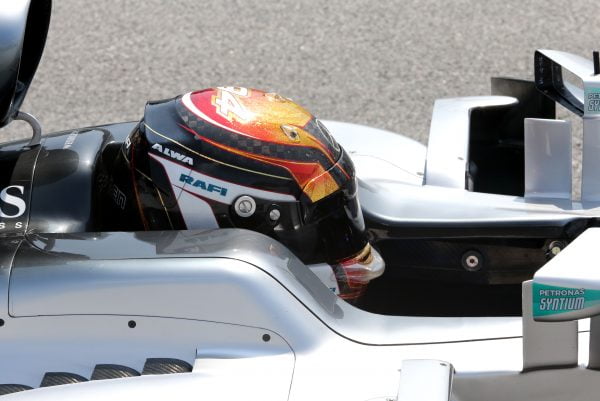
[324,113,600,225]
[425,96,517,189]
[0,248,538,401]
[0,315,292,391]
[358,178,600,226]
[192,352,295,399]
[1,323,596,401]
[9,251,524,346]
[397,360,453,401]
[326,99,600,226]
[6,229,593,401]
[588,317,600,369]
[322,120,426,186]
[524,118,572,200]
[176,188,219,228]
[307,263,339,294]
[522,281,578,370]
[534,228,600,290]
[536,50,594,89]
[582,118,600,202]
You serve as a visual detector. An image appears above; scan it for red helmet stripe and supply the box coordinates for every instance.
[181,124,340,201]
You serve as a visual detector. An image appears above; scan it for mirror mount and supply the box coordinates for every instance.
[14,111,41,148]
[534,50,600,202]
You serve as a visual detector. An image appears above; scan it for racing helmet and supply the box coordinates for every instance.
[112,87,384,300]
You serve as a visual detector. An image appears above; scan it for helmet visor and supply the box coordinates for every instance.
[301,176,367,263]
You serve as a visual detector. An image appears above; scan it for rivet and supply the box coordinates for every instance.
[548,240,565,257]
[234,196,256,217]
[461,251,483,272]
[269,208,281,222]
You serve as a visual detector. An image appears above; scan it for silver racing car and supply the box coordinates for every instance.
[1,1,600,400]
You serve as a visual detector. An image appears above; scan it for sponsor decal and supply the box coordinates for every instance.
[585,86,600,115]
[179,174,228,197]
[150,152,296,205]
[0,185,26,218]
[62,131,78,149]
[0,185,26,231]
[111,185,127,210]
[212,87,252,123]
[0,221,22,230]
[152,143,193,166]
[533,283,600,317]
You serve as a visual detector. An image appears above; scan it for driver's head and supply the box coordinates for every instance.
[118,87,383,300]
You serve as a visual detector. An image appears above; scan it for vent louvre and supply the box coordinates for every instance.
[0,384,33,395]
[142,358,193,375]
[40,372,87,387]
[91,364,140,380]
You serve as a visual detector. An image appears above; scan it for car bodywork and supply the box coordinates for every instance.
[0,227,598,401]
[3,1,600,400]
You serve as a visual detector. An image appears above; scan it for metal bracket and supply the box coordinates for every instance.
[522,280,578,370]
[14,111,42,147]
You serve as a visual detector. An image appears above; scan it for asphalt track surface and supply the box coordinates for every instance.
[5,0,599,144]
[1,1,598,315]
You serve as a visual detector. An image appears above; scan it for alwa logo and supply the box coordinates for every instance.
[152,143,193,166]
[0,185,26,218]
[179,174,228,196]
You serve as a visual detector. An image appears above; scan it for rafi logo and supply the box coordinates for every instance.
[0,185,26,218]
[152,143,193,166]
[179,174,228,196]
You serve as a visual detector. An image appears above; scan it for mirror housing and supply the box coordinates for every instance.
[0,0,51,129]
[534,49,600,118]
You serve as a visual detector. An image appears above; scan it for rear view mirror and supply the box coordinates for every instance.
[0,0,51,132]
[534,49,600,117]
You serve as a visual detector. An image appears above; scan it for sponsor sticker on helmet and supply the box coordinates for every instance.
[152,143,193,166]
[179,174,228,197]
[211,87,252,123]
